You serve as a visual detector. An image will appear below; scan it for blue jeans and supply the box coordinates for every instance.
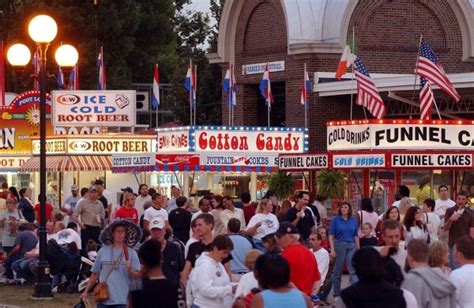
[254,240,265,253]
[3,254,22,279]
[11,257,36,280]
[449,246,459,270]
[332,240,358,297]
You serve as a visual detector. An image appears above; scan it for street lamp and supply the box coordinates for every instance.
[7,14,78,299]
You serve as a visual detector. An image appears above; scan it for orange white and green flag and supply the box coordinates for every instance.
[335,32,357,80]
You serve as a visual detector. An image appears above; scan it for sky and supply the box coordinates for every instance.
[185,0,211,14]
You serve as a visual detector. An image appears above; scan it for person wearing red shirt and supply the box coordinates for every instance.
[115,193,139,224]
[276,222,321,296]
[34,194,53,224]
[241,192,255,225]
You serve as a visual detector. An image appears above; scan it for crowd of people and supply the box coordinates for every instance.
[0,181,473,308]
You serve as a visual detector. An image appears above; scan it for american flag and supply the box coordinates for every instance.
[419,77,435,120]
[354,57,386,119]
[416,39,460,102]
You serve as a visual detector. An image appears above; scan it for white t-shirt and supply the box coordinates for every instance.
[313,247,330,283]
[392,200,401,208]
[143,206,169,225]
[435,199,456,217]
[450,264,474,308]
[221,208,246,230]
[246,213,279,240]
[135,195,152,218]
[424,212,441,242]
[233,271,258,300]
[402,288,418,308]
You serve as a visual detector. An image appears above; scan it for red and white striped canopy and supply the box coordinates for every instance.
[19,155,112,172]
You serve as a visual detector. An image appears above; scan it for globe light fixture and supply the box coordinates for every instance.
[28,15,58,43]
[6,43,31,67]
[55,44,79,67]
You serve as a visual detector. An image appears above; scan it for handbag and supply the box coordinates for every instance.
[93,246,125,302]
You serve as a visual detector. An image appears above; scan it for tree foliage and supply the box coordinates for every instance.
[268,172,295,201]
[1,0,225,125]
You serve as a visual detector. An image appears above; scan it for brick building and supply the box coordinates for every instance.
[209,0,474,152]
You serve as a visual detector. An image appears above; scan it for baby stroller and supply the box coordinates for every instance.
[47,239,92,293]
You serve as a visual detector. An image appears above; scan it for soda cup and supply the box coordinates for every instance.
[311,294,319,308]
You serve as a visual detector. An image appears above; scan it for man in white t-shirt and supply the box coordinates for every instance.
[435,185,456,219]
[309,232,329,283]
[376,219,407,272]
[143,193,170,231]
[449,235,474,308]
[221,196,246,230]
[135,184,151,219]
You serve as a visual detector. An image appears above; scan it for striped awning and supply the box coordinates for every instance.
[19,156,112,172]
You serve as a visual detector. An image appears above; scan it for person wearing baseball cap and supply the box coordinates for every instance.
[148,217,183,284]
[61,184,81,225]
[276,222,321,298]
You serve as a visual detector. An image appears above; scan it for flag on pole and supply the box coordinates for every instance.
[97,46,106,90]
[32,50,40,91]
[419,77,435,120]
[223,64,237,107]
[68,64,80,90]
[335,46,357,80]
[259,63,273,108]
[0,41,5,106]
[184,61,196,110]
[57,66,64,89]
[152,64,160,109]
[415,39,460,102]
[300,65,311,106]
[353,57,386,119]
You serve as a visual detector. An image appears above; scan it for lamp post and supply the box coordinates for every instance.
[7,14,78,299]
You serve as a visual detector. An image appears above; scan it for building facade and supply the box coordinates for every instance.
[209,0,474,152]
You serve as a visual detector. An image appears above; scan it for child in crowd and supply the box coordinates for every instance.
[317,226,330,252]
[86,239,97,261]
[360,223,378,247]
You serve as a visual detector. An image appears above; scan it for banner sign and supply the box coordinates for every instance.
[332,154,386,168]
[112,154,155,168]
[0,156,29,170]
[328,121,474,151]
[193,126,307,154]
[52,90,136,127]
[391,153,472,168]
[200,153,279,167]
[242,61,285,75]
[278,154,328,170]
[156,154,200,168]
[157,129,190,152]
[0,91,53,155]
[33,137,153,155]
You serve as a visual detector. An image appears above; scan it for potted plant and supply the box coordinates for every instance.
[316,169,346,214]
[268,171,295,201]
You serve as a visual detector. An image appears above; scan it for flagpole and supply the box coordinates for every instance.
[411,34,423,118]
[433,98,442,120]
[231,64,234,126]
[189,59,193,126]
[304,63,308,128]
[350,28,355,120]
[194,64,197,126]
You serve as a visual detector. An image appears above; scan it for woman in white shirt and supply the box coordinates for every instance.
[402,206,429,246]
[190,235,236,308]
[246,199,279,252]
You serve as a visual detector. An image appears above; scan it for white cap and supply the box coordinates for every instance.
[150,217,165,230]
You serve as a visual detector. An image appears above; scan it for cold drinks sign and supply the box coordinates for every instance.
[52,90,136,127]
[327,120,474,151]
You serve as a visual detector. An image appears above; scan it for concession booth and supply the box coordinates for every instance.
[279,119,474,213]
[112,125,308,201]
